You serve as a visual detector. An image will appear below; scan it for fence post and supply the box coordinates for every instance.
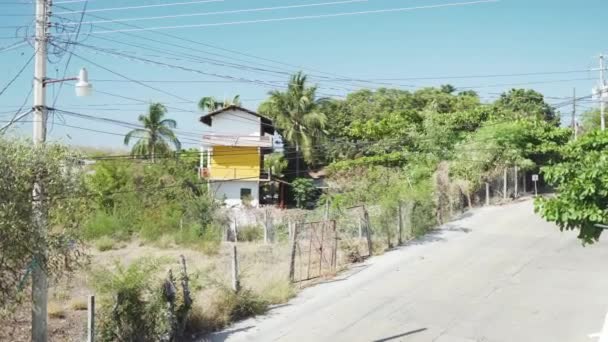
[288,223,299,282]
[231,244,240,292]
[485,182,490,206]
[363,206,373,257]
[503,168,508,200]
[523,171,527,194]
[87,295,95,342]
[514,166,519,198]
[397,201,403,245]
[263,209,269,244]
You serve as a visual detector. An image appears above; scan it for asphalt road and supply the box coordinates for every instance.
[204,199,608,342]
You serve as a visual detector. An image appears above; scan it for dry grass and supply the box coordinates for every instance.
[48,302,66,320]
[69,298,88,311]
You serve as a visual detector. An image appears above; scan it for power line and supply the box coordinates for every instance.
[0,51,35,97]
[54,0,224,15]
[82,1,500,35]
[71,0,369,25]
[51,43,196,102]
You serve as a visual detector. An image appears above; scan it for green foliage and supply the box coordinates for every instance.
[291,178,316,208]
[94,236,118,252]
[259,72,327,164]
[535,130,608,244]
[84,159,221,248]
[93,257,193,342]
[123,103,182,160]
[493,88,557,122]
[264,152,288,177]
[0,139,89,309]
[198,95,241,113]
[215,288,268,322]
[237,225,264,242]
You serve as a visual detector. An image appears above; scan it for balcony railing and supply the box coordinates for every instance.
[202,134,272,147]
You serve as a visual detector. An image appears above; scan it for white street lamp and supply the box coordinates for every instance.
[44,67,93,97]
[75,68,92,97]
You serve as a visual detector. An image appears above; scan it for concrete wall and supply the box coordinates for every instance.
[211,180,259,207]
[209,146,260,180]
[211,109,261,136]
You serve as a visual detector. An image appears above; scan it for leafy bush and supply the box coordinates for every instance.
[94,236,117,252]
[215,288,267,322]
[237,225,264,242]
[84,211,131,240]
[93,259,167,342]
[291,178,317,208]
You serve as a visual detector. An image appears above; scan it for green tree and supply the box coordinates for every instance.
[264,153,288,204]
[535,130,608,244]
[494,89,557,122]
[291,178,316,208]
[580,108,601,133]
[0,139,89,310]
[198,95,241,113]
[124,103,182,162]
[259,72,327,174]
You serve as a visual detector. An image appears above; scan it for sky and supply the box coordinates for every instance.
[0,0,605,151]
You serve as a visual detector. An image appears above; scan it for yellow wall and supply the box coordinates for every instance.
[210,146,260,180]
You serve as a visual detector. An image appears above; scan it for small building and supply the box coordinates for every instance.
[199,105,275,207]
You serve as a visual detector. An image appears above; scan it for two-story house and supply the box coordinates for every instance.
[199,105,275,207]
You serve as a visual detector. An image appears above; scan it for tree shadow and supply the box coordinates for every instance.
[198,325,255,342]
[372,328,428,341]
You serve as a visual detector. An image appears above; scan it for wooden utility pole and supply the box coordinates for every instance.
[363,206,373,256]
[397,201,403,245]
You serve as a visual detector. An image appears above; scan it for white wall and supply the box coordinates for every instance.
[211,109,261,136]
[210,180,259,207]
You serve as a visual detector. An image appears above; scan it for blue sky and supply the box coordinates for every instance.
[0,0,605,150]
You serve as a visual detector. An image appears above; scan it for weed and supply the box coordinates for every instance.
[70,298,88,311]
[237,225,264,242]
[94,236,116,252]
[48,302,66,319]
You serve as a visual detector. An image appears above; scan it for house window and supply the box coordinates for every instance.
[240,188,252,200]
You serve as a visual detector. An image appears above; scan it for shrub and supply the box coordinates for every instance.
[237,225,263,242]
[215,288,267,322]
[260,278,295,305]
[93,257,194,342]
[94,236,117,252]
[83,211,133,241]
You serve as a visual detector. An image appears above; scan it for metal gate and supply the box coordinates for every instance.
[289,220,338,283]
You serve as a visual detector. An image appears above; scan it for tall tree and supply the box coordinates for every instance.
[198,95,241,113]
[259,72,327,176]
[124,103,181,162]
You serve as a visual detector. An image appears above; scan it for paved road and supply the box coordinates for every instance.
[205,199,608,342]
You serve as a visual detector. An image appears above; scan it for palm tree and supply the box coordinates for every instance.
[198,95,241,113]
[259,72,327,177]
[124,103,181,162]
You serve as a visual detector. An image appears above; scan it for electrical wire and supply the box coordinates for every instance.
[0,51,34,98]
[82,1,499,35]
[54,0,224,15]
[71,0,369,25]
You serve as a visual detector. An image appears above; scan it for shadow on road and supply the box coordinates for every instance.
[199,326,255,342]
[372,328,428,341]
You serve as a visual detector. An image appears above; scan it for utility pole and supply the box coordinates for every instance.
[572,88,577,140]
[32,0,49,341]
